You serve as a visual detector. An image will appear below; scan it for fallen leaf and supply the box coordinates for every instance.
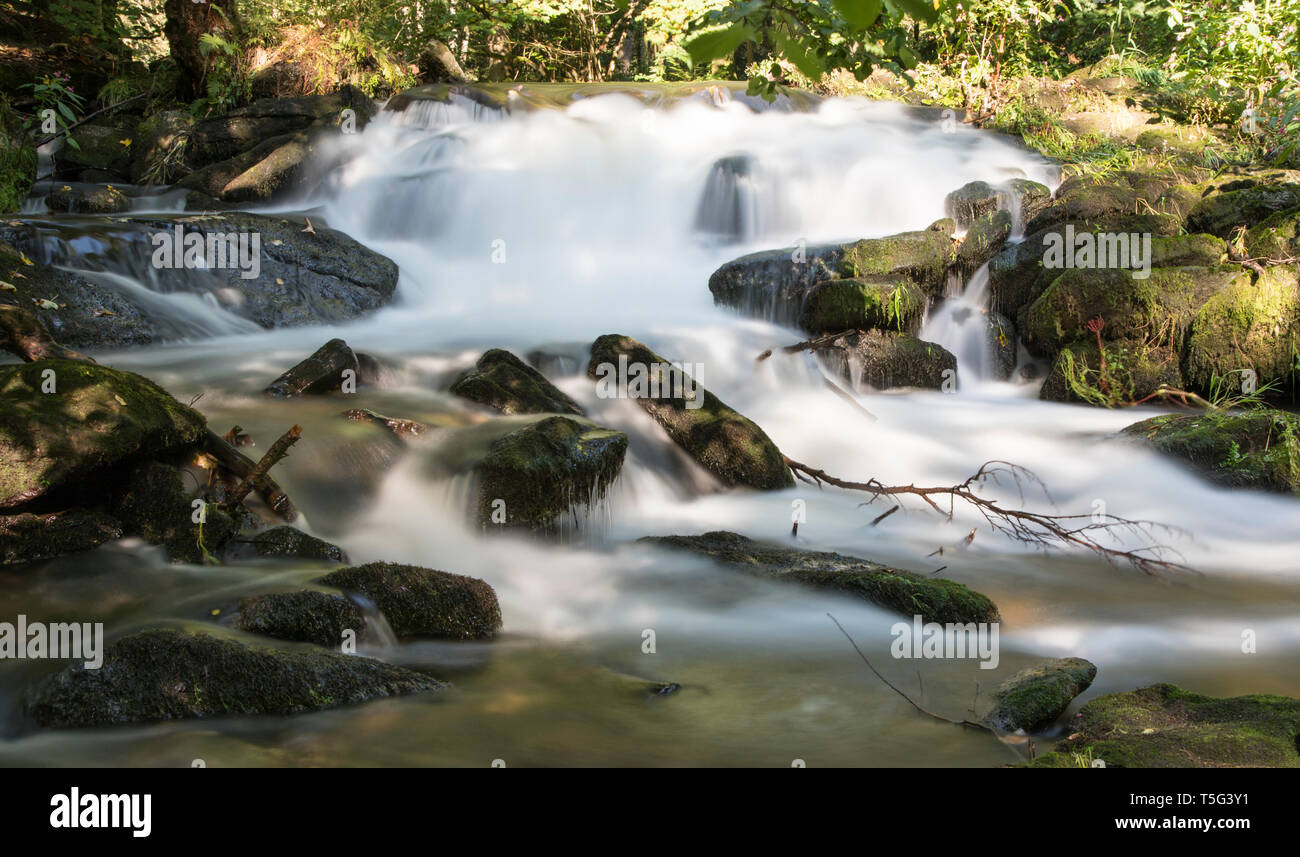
[302,217,316,234]
[113,394,127,406]
[0,281,14,291]
[18,252,34,266]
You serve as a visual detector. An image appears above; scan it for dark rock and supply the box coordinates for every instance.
[47,184,130,214]
[319,561,502,640]
[233,590,365,647]
[945,180,999,228]
[450,348,584,415]
[131,109,195,184]
[817,329,957,391]
[223,526,348,564]
[0,509,123,565]
[25,628,444,728]
[587,334,792,490]
[708,242,844,327]
[838,228,956,298]
[265,338,360,398]
[983,657,1097,732]
[0,360,206,510]
[188,88,375,167]
[957,210,1012,273]
[112,461,235,564]
[641,532,999,624]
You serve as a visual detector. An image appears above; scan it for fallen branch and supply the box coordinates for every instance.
[222,424,301,512]
[205,429,299,521]
[757,328,857,362]
[785,456,1190,576]
[0,304,95,363]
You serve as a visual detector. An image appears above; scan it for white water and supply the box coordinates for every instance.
[5,91,1299,765]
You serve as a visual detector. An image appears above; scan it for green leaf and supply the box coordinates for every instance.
[887,0,940,24]
[833,0,883,31]
[772,29,825,82]
[683,22,758,66]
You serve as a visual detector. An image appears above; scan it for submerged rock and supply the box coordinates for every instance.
[1121,409,1300,493]
[0,509,123,565]
[0,360,206,510]
[341,408,431,441]
[587,334,792,491]
[233,590,365,648]
[450,348,584,416]
[470,415,628,532]
[319,561,502,640]
[640,531,999,625]
[983,657,1097,732]
[265,338,361,398]
[25,628,443,728]
[817,329,957,391]
[1028,683,1300,768]
[223,526,348,564]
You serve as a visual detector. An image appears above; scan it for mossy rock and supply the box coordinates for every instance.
[984,657,1097,732]
[640,531,999,625]
[24,628,444,728]
[1151,233,1227,268]
[1121,409,1300,493]
[1243,204,1300,264]
[46,184,130,214]
[1023,265,1242,357]
[0,509,123,565]
[945,180,999,229]
[1025,183,1182,237]
[223,526,348,564]
[1027,683,1300,768]
[1005,178,1052,225]
[1185,182,1300,239]
[113,460,235,564]
[1134,126,1211,159]
[233,590,366,648]
[57,117,135,180]
[471,415,629,532]
[450,348,584,416]
[0,360,207,510]
[957,210,1012,273]
[0,102,36,213]
[798,276,924,335]
[1040,338,1182,406]
[131,109,195,184]
[707,242,845,327]
[587,335,792,490]
[817,329,957,391]
[838,229,956,297]
[319,561,502,640]
[264,338,360,398]
[1184,266,1300,398]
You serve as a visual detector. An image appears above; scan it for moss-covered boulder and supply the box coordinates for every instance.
[46,184,130,214]
[1023,266,1242,357]
[1028,683,1300,768]
[983,657,1097,732]
[1025,181,1183,236]
[1186,182,1300,239]
[838,226,956,297]
[112,460,236,564]
[640,531,999,625]
[587,335,792,490]
[1121,409,1300,493]
[55,116,135,181]
[0,509,123,565]
[24,628,443,728]
[957,210,1013,273]
[707,242,845,327]
[0,360,207,510]
[1244,205,1300,264]
[319,561,502,640]
[817,329,957,391]
[798,276,924,335]
[223,526,348,564]
[264,338,361,398]
[1040,338,1182,405]
[1134,126,1211,159]
[233,590,365,648]
[1184,266,1300,397]
[187,89,375,167]
[464,415,628,532]
[945,180,999,229]
[450,348,584,416]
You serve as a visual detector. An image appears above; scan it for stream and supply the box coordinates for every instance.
[2,87,1298,767]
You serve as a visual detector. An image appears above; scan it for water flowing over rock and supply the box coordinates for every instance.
[640,531,999,625]
[587,334,792,490]
[818,329,958,391]
[25,628,444,728]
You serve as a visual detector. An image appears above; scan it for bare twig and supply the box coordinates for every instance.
[223,424,301,511]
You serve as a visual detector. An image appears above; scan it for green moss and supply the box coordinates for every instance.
[320,562,501,640]
[1184,266,1300,399]
[798,276,924,335]
[1121,409,1300,493]
[984,658,1097,732]
[0,360,208,510]
[1186,183,1300,238]
[822,329,957,390]
[1027,683,1300,768]
[641,531,999,625]
[0,509,123,565]
[1041,338,1182,406]
[25,628,445,728]
[1244,205,1300,263]
[450,348,584,416]
[838,229,956,297]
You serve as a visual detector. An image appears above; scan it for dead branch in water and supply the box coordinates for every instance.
[757,328,856,362]
[222,424,301,512]
[0,304,95,363]
[205,429,299,521]
[786,456,1190,576]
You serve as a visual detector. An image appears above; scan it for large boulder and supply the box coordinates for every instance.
[187,89,375,167]
[264,338,361,398]
[0,509,123,566]
[837,224,956,298]
[816,329,957,391]
[640,531,999,625]
[25,628,444,728]
[982,657,1097,732]
[112,460,236,564]
[1121,409,1300,493]
[319,562,502,640]
[54,115,135,181]
[0,360,206,510]
[1028,683,1300,768]
[798,276,925,335]
[708,242,844,327]
[1184,266,1300,397]
[450,348,584,415]
[1185,182,1300,238]
[233,590,365,648]
[587,334,792,490]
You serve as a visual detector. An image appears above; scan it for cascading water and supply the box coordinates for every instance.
[4,88,1299,767]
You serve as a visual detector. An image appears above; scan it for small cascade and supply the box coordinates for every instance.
[919,263,1010,386]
